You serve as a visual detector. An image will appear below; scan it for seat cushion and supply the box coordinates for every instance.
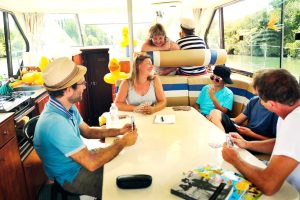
[160,76,189,106]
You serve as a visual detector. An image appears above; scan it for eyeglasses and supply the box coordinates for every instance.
[210,75,222,83]
[77,80,87,86]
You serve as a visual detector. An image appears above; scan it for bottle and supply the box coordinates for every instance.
[109,103,119,128]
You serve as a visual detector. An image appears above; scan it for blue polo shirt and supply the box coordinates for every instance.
[196,85,233,116]
[33,97,85,185]
[243,96,278,138]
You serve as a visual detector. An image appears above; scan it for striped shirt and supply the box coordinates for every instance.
[176,35,207,76]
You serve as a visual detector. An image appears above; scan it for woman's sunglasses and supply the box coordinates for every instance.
[210,75,222,83]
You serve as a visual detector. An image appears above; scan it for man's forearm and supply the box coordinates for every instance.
[87,139,126,171]
[83,127,120,139]
[231,157,271,194]
[248,131,270,140]
[246,139,275,154]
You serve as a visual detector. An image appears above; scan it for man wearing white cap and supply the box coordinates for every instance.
[34,57,138,198]
[176,18,207,75]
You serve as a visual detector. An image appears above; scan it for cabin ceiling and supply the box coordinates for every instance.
[0,0,234,13]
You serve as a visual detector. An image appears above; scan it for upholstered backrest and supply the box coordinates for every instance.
[114,73,254,117]
[228,75,255,117]
[159,76,189,106]
[186,73,255,117]
[187,75,211,106]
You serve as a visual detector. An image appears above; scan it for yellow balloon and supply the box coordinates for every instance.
[22,72,36,83]
[39,56,49,71]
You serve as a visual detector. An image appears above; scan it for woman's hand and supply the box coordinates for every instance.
[134,102,153,115]
[140,105,154,115]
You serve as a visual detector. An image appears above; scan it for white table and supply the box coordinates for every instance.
[98,107,299,200]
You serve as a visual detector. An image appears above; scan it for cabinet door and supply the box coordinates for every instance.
[0,137,28,200]
[0,117,15,149]
[35,93,49,115]
[82,49,112,126]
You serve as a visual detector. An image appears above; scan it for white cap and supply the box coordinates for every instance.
[180,18,195,30]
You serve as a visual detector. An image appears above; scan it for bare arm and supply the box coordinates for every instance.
[157,67,177,76]
[193,103,201,113]
[70,130,138,172]
[114,80,137,112]
[223,145,298,195]
[209,89,229,114]
[169,40,180,50]
[230,132,275,154]
[79,122,132,139]
[232,113,273,140]
[141,39,179,52]
[232,113,248,124]
[237,126,272,140]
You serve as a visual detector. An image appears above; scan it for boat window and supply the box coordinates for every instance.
[216,0,300,78]
[45,14,82,47]
[282,0,300,78]
[0,12,8,79]
[9,14,27,76]
[0,11,28,80]
[206,9,220,49]
[224,0,281,73]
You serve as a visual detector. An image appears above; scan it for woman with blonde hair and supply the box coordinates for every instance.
[141,23,180,75]
[115,53,166,114]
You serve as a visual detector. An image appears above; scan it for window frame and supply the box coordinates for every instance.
[204,0,293,77]
[1,9,29,78]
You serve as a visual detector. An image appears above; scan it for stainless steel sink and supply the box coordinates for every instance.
[13,85,43,91]
[12,91,35,96]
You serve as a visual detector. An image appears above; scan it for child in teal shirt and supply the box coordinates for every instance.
[194,65,234,116]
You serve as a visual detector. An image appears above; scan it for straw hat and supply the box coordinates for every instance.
[42,57,87,91]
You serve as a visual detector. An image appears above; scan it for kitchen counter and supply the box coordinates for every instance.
[29,88,47,99]
[0,112,14,123]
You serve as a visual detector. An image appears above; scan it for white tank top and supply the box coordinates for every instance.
[126,80,157,106]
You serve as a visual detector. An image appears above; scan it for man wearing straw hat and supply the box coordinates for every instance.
[34,57,138,198]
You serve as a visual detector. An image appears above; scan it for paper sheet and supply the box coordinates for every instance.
[154,115,176,124]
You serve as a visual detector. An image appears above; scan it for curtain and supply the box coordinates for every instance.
[193,8,202,36]
[22,13,44,52]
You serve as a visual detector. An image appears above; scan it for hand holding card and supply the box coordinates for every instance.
[131,116,135,131]
[226,135,234,147]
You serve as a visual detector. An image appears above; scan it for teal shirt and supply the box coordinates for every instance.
[34,100,85,185]
[196,85,233,116]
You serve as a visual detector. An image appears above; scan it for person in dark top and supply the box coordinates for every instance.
[176,18,207,76]
[210,96,278,140]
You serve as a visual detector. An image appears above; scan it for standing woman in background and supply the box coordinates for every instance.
[141,23,180,75]
[115,53,166,115]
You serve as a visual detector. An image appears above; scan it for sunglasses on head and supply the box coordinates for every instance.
[134,53,150,60]
[210,75,222,83]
